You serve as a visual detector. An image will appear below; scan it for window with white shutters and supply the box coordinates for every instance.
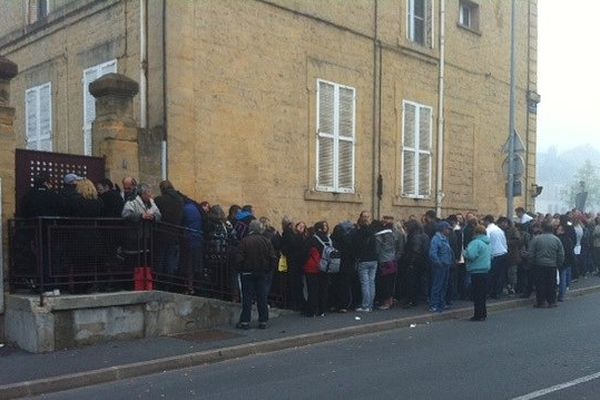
[25,82,53,152]
[316,80,356,193]
[459,1,480,32]
[82,59,117,155]
[407,0,433,47]
[28,0,49,24]
[401,100,432,198]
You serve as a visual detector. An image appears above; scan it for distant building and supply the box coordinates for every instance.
[0,0,540,223]
[535,183,568,215]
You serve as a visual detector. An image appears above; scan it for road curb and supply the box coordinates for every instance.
[2,284,599,399]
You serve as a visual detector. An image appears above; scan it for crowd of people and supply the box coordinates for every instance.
[19,173,600,329]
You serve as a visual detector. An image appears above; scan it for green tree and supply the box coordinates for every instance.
[562,159,600,211]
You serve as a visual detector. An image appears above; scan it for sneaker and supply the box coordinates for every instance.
[258,322,268,329]
[338,308,348,314]
[429,306,441,313]
[355,307,371,312]
[377,305,390,310]
[548,303,558,308]
[469,316,486,322]
[236,322,250,330]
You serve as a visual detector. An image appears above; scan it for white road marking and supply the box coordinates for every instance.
[511,371,600,400]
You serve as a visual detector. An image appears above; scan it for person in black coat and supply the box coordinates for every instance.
[154,180,185,278]
[73,179,104,217]
[235,220,278,329]
[96,179,124,218]
[557,223,575,302]
[280,221,309,312]
[60,173,84,216]
[403,219,430,307]
[20,173,62,218]
[330,221,355,312]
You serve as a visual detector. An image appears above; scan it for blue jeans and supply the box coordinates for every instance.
[239,271,271,324]
[430,264,449,310]
[558,266,571,301]
[160,244,180,276]
[488,254,508,297]
[357,261,377,309]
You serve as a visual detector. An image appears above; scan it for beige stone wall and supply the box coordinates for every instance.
[0,0,538,224]
[165,0,537,223]
[0,0,144,163]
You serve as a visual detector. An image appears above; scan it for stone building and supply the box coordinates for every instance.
[0,0,540,225]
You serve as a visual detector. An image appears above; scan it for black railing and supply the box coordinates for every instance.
[8,217,288,309]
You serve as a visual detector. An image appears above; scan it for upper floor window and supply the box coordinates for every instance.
[25,82,53,152]
[459,1,480,32]
[407,0,433,47]
[401,100,432,198]
[316,79,356,194]
[82,59,117,156]
[28,0,49,24]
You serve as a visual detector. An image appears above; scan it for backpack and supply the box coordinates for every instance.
[314,235,342,273]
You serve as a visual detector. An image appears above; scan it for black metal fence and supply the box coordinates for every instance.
[8,218,288,308]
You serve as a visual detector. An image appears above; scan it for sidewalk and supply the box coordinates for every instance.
[2,276,600,399]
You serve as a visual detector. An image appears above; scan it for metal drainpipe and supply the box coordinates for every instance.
[371,0,379,218]
[435,0,446,218]
[139,0,148,130]
[161,0,168,180]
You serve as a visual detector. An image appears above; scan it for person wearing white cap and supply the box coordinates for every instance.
[60,173,84,216]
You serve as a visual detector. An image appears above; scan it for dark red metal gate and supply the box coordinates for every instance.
[15,149,105,216]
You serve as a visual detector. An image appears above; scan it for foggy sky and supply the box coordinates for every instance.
[536,0,600,153]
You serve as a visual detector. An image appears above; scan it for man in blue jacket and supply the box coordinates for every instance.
[428,221,455,312]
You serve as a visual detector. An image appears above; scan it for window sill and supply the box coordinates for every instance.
[304,189,363,204]
[393,194,435,208]
[456,23,481,36]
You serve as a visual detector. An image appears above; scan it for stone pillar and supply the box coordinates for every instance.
[89,73,140,183]
[0,56,18,314]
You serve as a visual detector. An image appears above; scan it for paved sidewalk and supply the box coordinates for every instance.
[2,276,600,399]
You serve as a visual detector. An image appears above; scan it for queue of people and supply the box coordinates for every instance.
[19,173,592,329]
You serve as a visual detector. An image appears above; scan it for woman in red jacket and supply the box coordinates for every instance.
[304,221,330,317]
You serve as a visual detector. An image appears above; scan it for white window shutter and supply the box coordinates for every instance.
[318,137,335,189]
[317,81,335,190]
[418,153,431,197]
[316,80,356,193]
[418,106,432,196]
[425,0,433,48]
[419,107,431,152]
[337,87,355,191]
[338,87,354,138]
[404,103,416,149]
[100,60,117,76]
[38,83,52,151]
[402,102,417,196]
[83,59,117,156]
[318,81,334,135]
[403,150,416,196]
[25,88,38,150]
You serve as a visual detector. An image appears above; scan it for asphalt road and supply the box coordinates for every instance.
[30,292,600,400]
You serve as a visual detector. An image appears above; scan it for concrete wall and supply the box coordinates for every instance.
[5,291,287,353]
